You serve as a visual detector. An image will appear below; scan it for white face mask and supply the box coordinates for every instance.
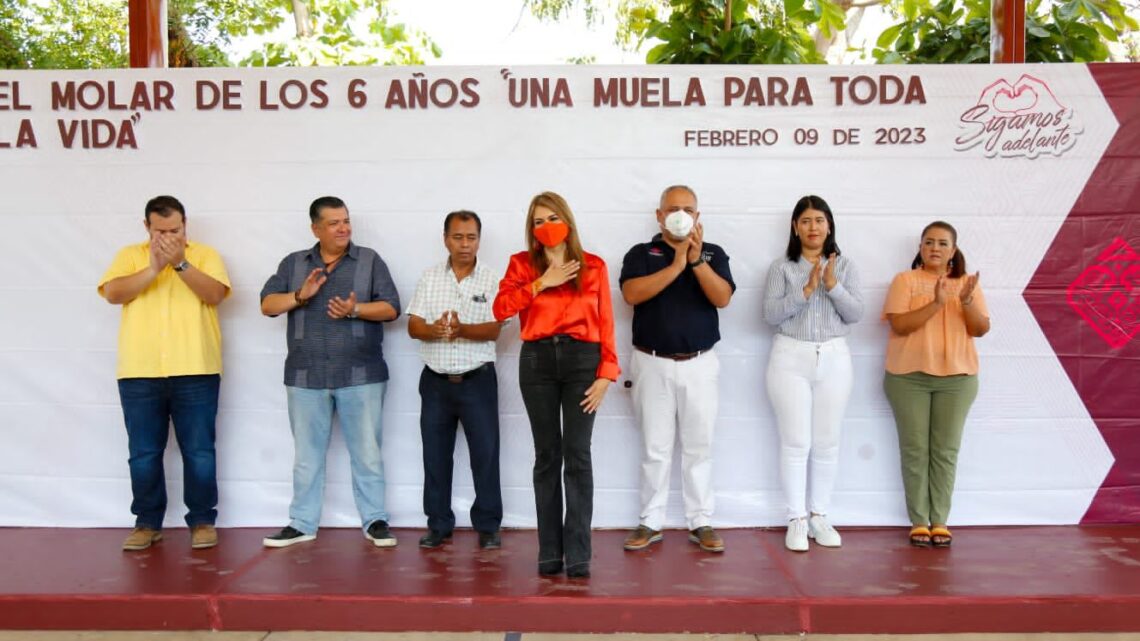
[663,210,694,239]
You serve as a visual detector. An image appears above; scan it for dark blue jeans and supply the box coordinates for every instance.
[518,337,600,572]
[117,375,220,529]
[418,363,502,534]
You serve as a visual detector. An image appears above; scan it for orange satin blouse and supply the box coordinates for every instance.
[493,251,621,381]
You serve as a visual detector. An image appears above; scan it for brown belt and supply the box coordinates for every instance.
[635,345,703,361]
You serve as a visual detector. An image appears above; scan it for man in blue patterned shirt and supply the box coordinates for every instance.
[259,196,401,549]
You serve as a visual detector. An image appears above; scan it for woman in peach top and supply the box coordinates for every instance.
[882,221,990,548]
[493,191,620,579]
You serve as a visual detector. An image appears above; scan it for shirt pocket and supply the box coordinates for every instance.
[464,290,492,323]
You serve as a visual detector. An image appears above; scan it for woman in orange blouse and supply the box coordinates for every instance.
[882,221,990,548]
[493,191,619,579]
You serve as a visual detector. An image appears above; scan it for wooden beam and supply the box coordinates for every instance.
[128,0,167,68]
[991,0,1027,63]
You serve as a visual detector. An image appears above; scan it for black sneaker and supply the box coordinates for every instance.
[262,526,316,548]
[478,530,501,550]
[418,530,452,548]
[365,520,398,548]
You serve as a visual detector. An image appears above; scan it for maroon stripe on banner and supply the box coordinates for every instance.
[1024,63,1140,524]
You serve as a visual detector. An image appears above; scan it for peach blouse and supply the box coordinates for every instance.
[882,269,989,376]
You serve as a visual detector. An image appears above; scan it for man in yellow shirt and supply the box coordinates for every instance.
[98,196,231,552]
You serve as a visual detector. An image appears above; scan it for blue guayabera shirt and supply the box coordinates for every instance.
[261,242,401,389]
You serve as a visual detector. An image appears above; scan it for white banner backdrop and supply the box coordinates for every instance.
[0,65,1117,529]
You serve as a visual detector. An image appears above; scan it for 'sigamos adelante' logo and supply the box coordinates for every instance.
[954,74,1083,158]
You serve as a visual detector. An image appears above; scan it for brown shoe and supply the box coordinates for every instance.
[623,525,663,551]
[190,524,218,549]
[122,527,163,551]
[689,526,725,553]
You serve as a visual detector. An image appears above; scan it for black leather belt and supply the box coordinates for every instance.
[635,345,703,361]
[531,334,579,345]
[425,362,492,383]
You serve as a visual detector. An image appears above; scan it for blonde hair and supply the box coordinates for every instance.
[525,191,586,289]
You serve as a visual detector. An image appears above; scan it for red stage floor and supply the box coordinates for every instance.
[1,526,1138,634]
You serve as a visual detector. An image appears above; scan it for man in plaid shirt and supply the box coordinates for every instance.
[407,210,505,550]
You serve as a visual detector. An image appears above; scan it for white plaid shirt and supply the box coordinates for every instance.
[406,259,500,375]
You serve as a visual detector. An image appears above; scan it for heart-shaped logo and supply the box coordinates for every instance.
[957,74,1081,158]
[1067,237,1140,349]
[993,84,1038,113]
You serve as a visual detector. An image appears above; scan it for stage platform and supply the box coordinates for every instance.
[1,526,1138,635]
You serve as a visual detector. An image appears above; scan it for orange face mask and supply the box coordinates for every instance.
[533,221,570,248]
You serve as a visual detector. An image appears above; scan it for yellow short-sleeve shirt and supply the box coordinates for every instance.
[882,268,989,376]
[98,241,231,379]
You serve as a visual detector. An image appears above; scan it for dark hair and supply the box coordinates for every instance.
[444,210,481,235]
[309,196,347,223]
[144,195,185,222]
[785,195,840,261]
[911,220,967,278]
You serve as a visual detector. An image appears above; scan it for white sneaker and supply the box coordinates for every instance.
[785,518,809,552]
[808,514,842,547]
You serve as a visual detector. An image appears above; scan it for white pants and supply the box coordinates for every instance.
[765,334,853,521]
[631,349,719,531]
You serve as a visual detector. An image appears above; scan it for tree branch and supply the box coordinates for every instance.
[291,0,313,38]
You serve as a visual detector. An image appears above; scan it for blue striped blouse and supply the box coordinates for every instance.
[763,254,863,342]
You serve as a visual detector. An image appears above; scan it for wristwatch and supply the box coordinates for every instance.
[347,304,360,319]
[688,255,706,269]
[173,260,190,272]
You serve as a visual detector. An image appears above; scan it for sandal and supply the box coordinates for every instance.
[931,526,952,548]
[909,526,932,547]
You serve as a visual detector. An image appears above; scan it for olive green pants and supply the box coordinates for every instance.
[883,372,978,527]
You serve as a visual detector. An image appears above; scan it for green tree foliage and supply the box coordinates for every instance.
[239,0,440,66]
[873,0,990,62]
[873,0,1138,62]
[0,1,25,68]
[529,0,1138,63]
[530,0,845,63]
[1024,0,1138,61]
[643,0,838,63]
[1,0,128,69]
[0,0,438,69]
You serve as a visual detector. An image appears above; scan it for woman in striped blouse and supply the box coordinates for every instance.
[763,195,863,552]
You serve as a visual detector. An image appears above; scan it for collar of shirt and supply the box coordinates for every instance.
[304,241,360,265]
[445,257,484,283]
[648,233,681,258]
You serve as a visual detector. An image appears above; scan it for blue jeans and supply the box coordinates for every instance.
[419,364,502,534]
[285,382,389,535]
[117,375,220,530]
[518,337,600,571]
